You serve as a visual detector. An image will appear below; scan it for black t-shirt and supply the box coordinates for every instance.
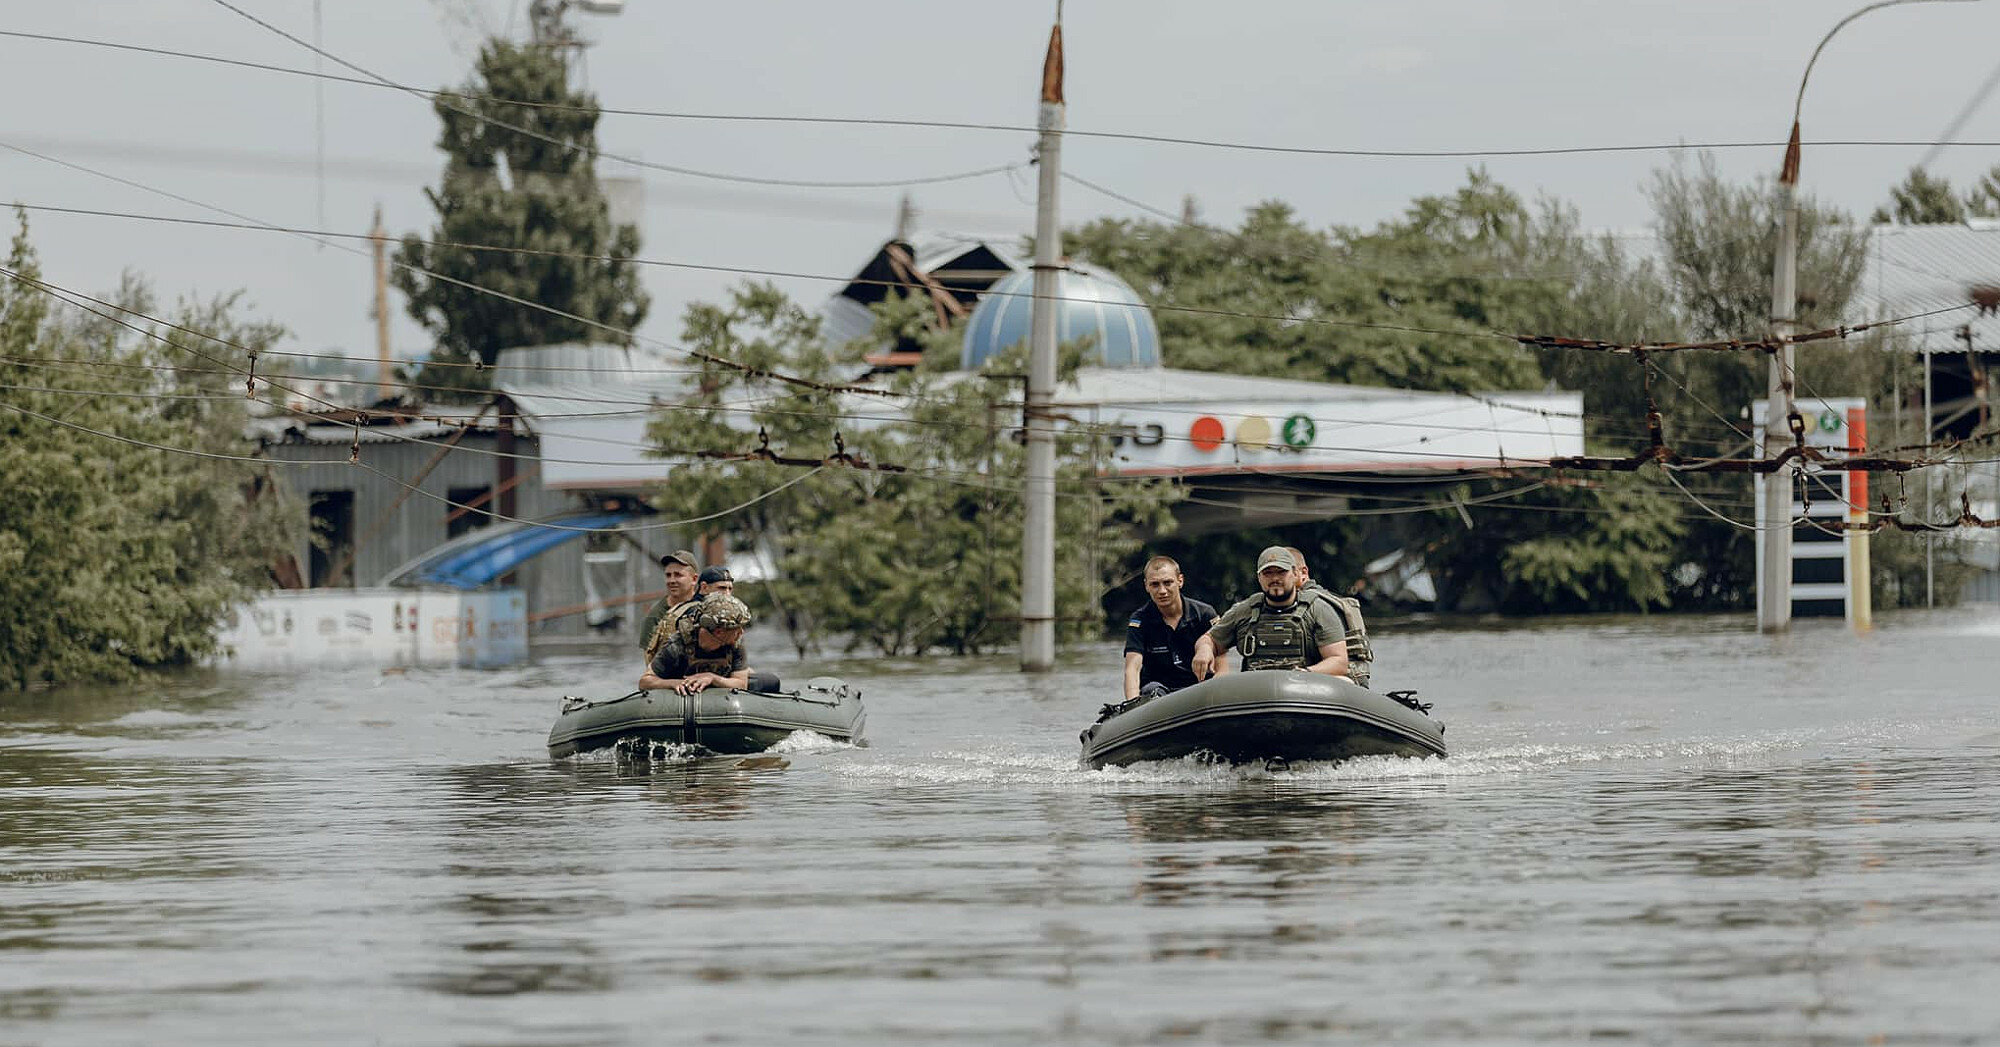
[1123,597,1218,691]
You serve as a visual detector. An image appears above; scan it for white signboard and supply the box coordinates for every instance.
[215,588,528,670]
[1086,394,1584,475]
[1751,397,1870,621]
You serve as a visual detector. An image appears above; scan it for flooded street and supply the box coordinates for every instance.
[4,612,1999,1045]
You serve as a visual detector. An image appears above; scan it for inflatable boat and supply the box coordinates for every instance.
[547,676,865,758]
[1079,669,1445,769]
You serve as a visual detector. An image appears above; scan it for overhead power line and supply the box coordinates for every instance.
[15,28,2000,163]
[8,200,1971,357]
[198,2,1022,191]
[0,142,896,399]
[5,265,1987,531]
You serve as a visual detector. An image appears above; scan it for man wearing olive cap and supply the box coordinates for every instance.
[638,549,700,657]
[1190,546,1349,680]
[639,593,754,696]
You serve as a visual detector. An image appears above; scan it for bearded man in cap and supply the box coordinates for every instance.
[639,594,754,696]
[1190,546,1349,681]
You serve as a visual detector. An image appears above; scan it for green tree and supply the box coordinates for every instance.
[647,284,1179,655]
[1963,164,2000,218]
[1067,179,1543,393]
[1872,166,1967,225]
[394,39,648,394]
[1069,173,1687,613]
[0,215,298,689]
[1641,153,1871,607]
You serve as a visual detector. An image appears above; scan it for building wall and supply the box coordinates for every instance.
[263,433,689,644]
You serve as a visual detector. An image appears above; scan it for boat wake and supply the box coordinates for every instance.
[604,737,710,763]
[768,729,859,754]
[824,719,1939,789]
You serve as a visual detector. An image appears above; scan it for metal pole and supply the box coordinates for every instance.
[1766,0,1973,625]
[1759,124,1801,633]
[1020,19,1065,673]
[1924,344,1935,606]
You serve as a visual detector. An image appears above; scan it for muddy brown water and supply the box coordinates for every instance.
[3,611,1998,1044]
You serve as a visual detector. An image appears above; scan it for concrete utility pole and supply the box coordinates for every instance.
[1760,125,1800,633]
[1762,0,1974,633]
[371,205,393,402]
[1020,16,1065,672]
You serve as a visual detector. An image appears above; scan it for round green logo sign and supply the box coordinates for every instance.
[1281,413,1316,449]
[1817,410,1841,433]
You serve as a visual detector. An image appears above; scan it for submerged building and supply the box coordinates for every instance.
[245,229,1587,655]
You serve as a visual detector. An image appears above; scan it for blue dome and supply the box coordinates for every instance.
[959,263,1162,371]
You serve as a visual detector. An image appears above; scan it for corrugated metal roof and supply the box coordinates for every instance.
[1852,224,2000,351]
[1612,224,2000,351]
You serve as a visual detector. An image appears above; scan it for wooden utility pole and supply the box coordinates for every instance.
[371,206,393,402]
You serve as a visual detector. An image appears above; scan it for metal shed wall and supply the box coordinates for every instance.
[263,434,694,642]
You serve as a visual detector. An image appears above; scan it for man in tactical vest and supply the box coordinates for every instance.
[638,549,700,658]
[639,594,754,696]
[1190,546,1349,680]
[1284,546,1374,688]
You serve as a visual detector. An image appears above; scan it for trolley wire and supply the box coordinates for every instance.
[201,2,1023,192]
[8,199,1975,360]
[0,144,899,399]
[17,29,2000,164]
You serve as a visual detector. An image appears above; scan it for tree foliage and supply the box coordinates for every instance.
[0,216,299,689]
[1066,179,1544,393]
[1868,164,2000,224]
[646,285,1180,656]
[1069,172,1686,613]
[393,40,648,392]
[1873,167,1967,225]
[1633,154,1873,607]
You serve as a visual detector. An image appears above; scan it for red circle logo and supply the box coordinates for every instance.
[1189,416,1225,452]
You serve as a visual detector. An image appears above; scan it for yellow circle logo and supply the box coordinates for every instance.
[1236,416,1273,450]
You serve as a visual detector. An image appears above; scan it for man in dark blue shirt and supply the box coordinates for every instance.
[1122,555,1218,701]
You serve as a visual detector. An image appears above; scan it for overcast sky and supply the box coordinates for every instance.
[7,0,2000,366]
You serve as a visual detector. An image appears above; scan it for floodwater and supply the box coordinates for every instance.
[3,612,1998,1046]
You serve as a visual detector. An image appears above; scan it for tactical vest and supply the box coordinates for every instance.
[1304,586,1374,687]
[642,598,702,660]
[680,639,740,677]
[1236,600,1322,672]
[654,632,741,678]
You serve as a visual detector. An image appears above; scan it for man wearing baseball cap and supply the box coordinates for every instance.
[1190,546,1349,681]
[649,563,738,652]
[695,564,733,597]
[638,549,699,658]
[639,593,754,696]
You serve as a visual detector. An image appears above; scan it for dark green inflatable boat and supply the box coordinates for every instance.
[548,676,865,758]
[1079,669,1445,769]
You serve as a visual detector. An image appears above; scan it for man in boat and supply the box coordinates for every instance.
[647,564,736,651]
[1284,546,1375,688]
[639,593,755,696]
[1190,546,1349,681]
[696,564,734,598]
[1121,555,1219,702]
[638,549,700,657]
